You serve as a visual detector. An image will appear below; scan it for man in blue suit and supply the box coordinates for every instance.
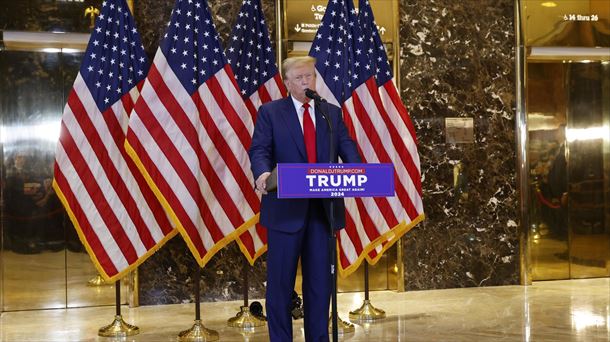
[249,56,361,341]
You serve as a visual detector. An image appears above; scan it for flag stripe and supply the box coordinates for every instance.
[126,109,210,256]
[225,0,287,263]
[130,88,222,252]
[70,83,169,248]
[53,168,119,275]
[362,81,422,218]
[145,64,247,234]
[65,94,155,254]
[58,122,136,265]
[383,82,420,147]
[351,86,405,224]
[148,54,257,231]
[381,83,423,197]
[73,79,167,241]
[192,90,259,213]
[206,66,253,152]
[344,95,400,229]
[55,0,175,281]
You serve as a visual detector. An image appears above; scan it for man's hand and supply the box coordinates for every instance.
[255,172,271,195]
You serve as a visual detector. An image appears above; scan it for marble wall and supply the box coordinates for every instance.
[399,0,518,289]
[0,0,519,305]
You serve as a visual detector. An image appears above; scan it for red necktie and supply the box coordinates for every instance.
[302,103,316,163]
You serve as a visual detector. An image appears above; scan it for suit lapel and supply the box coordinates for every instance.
[278,97,307,161]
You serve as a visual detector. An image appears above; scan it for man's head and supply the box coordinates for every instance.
[282,56,316,103]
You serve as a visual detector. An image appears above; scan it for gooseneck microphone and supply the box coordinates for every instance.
[305,88,327,103]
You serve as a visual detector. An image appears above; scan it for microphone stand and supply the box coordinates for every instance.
[315,99,339,342]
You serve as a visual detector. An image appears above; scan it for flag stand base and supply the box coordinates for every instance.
[349,299,386,321]
[227,306,266,330]
[98,315,139,337]
[178,320,219,341]
[328,316,355,334]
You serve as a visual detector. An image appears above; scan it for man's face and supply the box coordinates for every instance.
[284,63,316,103]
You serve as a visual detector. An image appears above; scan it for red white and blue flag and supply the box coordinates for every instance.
[53,0,176,282]
[358,0,424,263]
[310,0,424,276]
[125,0,256,266]
[225,0,287,264]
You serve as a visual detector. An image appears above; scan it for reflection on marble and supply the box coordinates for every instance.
[1,250,127,311]
[0,0,103,33]
[399,0,519,290]
[2,279,610,341]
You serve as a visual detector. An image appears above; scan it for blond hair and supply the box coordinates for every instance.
[281,56,316,79]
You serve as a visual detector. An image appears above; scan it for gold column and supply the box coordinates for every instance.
[392,0,406,293]
[515,0,532,285]
[275,0,284,64]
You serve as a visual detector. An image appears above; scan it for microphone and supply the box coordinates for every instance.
[305,88,327,103]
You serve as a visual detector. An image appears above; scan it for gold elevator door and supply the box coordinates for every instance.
[0,49,128,312]
[528,60,610,280]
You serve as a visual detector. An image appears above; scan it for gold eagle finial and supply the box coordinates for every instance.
[84,6,100,29]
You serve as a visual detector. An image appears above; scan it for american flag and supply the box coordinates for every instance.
[125,0,257,267]
[309,0,424,276]
[53,0,176,282]
[225,0,287,264]
[358,0,424,264]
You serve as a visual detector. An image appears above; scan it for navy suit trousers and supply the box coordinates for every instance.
[266,199,331,342]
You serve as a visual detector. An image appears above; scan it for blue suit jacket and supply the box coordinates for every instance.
[249,97,361,233]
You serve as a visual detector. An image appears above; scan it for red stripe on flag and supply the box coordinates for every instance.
[350,88,399,228]
[366,80,421,193]
[257,83,272,104]
[383,82,419,145]
[207,66,253,151]
[191,91,260,213]
[67,92,158,250]
[352,89,419,222]
[274,74,288,97]
[147,66,246,234]
[117,95,175,238]
[125,124,208,258]
[54,167,119,276]
[121,92,135,116]
[59,121,138,264]
[244,98,258,119]
[130,90,220,253]
[344,209,364,255]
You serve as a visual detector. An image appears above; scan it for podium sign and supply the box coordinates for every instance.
[276,163,394,198]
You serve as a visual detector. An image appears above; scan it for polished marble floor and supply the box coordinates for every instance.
[1,278,609,341]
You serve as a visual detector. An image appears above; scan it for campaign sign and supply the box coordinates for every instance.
[276,163,394,198]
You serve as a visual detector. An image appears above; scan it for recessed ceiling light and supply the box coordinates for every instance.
[541,2,557,7]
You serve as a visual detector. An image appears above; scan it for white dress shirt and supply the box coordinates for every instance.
[290,96,316,133]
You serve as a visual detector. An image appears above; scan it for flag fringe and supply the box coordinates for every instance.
[124,141,253,268]
[52,180,179,282]
[338,213,425,278]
